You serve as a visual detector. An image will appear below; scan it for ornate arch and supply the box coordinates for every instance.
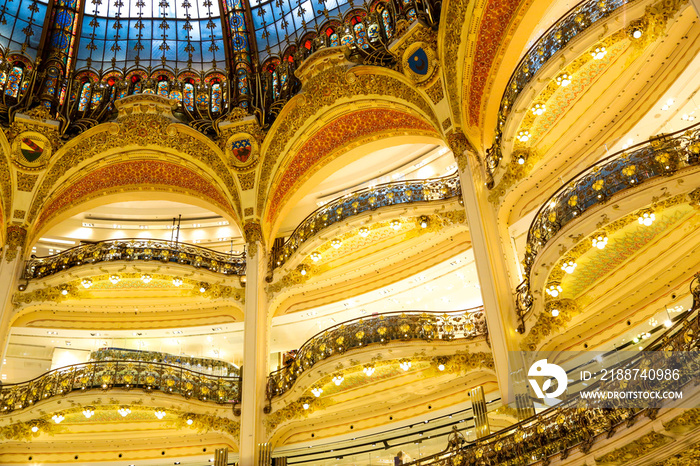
[256,64,441,236]
[263,106,441,241]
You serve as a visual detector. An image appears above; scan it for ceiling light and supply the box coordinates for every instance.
[60,287,68,296]
[438,364,445,371]
[83,408,95,418]
[118,406,131,417]
[592,234,608,250]
[545,284,562,297]
[638,212,655,226]
[390,219,401,230]
[52,414,64,424]
[186,418,193,425]
[632,29,642,39]
[47,331,57,335]
[199,283,208,293]
[561,260,577,274]
[109,274,120,284]
[299,265,307,276]
[82,222,94,227]
[551,309,560,317]
[517,131,530,142]
[531,103,545,115]
[399,360,411,371]
[363,365,375,376]
[419,216,429,228]
[172,278,183,287]
[358,227,369,237]
[331,239,342,249]
[517,153,526,165]
[664,319,673,328]
[81,278,93,288]
[302,403,309,410]
[310,251,321,262]
[154,409,166,419]
[139,225,148,229]
[332,375,344,386]
[141,274,152,283]
[311,387,323,397]
[681,114,696,121]
[555,73,571,86]
[590,46,606,59]
[31,425,39,433]
[113,224,121,229]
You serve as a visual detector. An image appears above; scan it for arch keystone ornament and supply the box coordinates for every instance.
[226,134,259,170]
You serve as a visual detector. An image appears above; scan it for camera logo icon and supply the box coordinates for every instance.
[528,359,567,399]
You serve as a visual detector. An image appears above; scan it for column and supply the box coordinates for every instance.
[0,226,27,366]
[469,385,491,439]
[448,132,527,413]
[239,230,271,465]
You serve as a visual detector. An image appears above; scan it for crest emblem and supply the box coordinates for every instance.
[231,139,252,164]
[408,47,429,76]
[21,137,44,163]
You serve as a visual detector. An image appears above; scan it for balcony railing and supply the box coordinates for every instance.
[0,360,242,414]
[515,123,700,321]
[24,238,246,280]
[405,274,700,466]
[266,308,486,399]
[487,0,634,178]
[271,173,461,270]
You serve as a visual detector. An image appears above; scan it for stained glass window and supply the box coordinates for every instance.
[211,82,222,112]
[221,0,252,102]
[75,0,226,71]
[5,66,22,97]
[78,82,91,111]
[382,10,392,39]
[184,82,194,110]
[45,0,83,75]
[0,0,49,59]
[169,89,183,101]
[91,88,102,108]
[157,80,169,97]
[250,0,354,61]
[354,23,368,49]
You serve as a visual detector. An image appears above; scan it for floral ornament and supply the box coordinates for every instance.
[622,165,636,176]
[568,195,578,207]
[592,179,605,191]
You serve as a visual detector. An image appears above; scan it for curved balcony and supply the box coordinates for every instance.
[406,274,700,465]
[0,360,242,414]
[23,238,246,280]
[271,173,462,271]
[486,0,635,178]
[266,307,487,399]
[515,122,700,322]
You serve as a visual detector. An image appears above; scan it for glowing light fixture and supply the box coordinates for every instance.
[438,364,445,371]
[302,403,309,410]
[358,226,369,237]
[590,46,606,59]
[311,387,323,397]
[154,409,166,419]
[517,131,530,142]
[531,103,545,115]
[172,278,183,287]
[556,73,571,86]
[638,212,655,226]
[390,219,401,231]
[118,406,131,417]
[592,234,608,250]
[31,425,39,433]
[517,154,527,165]
[419,216,429,229]
[199,283,208,293]
[399,360,411,371]
[310,251,321,262]
[52,414,64,424]
[664,319,673,328]
[546,284,562,298]
[141,274,152,284]
[81,278,93,289]
[60,287,69,296]
[363,365,375,376]
[561,260,577,274]
[331,239,342,249]
[83,408,95,418]
[332,375,344,386]
[109,274,120,284]
[551,309,560,317]
[299,265,307,276]
[186,418,193,425]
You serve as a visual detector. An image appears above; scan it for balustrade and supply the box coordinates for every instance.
[23,238,246,280]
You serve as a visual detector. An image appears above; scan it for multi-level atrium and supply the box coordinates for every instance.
[0,0,699,464]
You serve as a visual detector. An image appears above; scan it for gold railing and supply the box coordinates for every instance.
[266,308,486,399]
[487,0,638,180]
[271,173,461,270]
[515,123,700,324]
[24,238,246,280]
[405,274,700,465]
[0,360,242,414]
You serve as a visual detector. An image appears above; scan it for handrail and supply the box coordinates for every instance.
[24,238,246,280]
[0,359,242,414]
[487,0,636,177]
[266,307,486,399]
[515,122,700,322]
[271,172,461,270]
[404,273,700,465]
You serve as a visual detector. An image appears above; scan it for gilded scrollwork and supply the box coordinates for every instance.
[595,431,674,465]
[4,225,26,263]
[175,413,240,440]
